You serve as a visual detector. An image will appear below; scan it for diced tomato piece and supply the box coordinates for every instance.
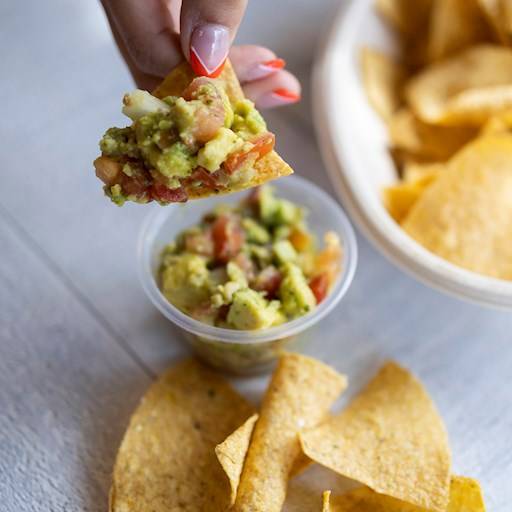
[212,214,245,263]
[253,266,282,299]
[150,183,188,203]
[187,167,224,190]
[121,169,152,199]
[309,272,329,304]
[223,132,275,174]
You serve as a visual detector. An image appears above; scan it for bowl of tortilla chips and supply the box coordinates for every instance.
[314,0,512,308]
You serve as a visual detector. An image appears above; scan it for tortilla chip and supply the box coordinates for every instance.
[300,361,451,512]
[375,0,433,39]
[402,161,444,183]
[447,476,486,512]
[403,133,512,279]
[479,0,512,45]
[427,0,492,62]
[389,109,477,161]
[319,476,485,512]
[361,48,406,121]
[109,359,254,512]
[481,108,512,134]
[215,413,258,506]
[233,353,347,512]
[153,59,293,199]
[383,174,437,222]
[406,45,512,126]
[322,490,332,512]
[215,411,313,506]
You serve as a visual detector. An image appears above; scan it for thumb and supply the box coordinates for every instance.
[180,0,248,77]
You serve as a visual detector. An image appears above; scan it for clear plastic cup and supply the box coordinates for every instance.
[138,175,358,374]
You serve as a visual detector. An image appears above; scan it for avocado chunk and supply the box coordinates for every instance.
[242,218,271,244]
[197,127,243,172]
[160,254,210,313]
[155,142,197,186]
[227,289,281,330]
[232,99,267,136]
[273,239,297,264]
[259,186,302,226]
[279,262,316,317]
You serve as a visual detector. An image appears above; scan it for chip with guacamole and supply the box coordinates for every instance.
[158,186,342,330]
[94,60,292,205]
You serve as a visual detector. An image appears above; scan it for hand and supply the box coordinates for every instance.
[101,0,301,109]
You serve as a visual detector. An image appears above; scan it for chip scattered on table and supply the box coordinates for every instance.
[232,353,347,512]
[109,359,254,512]
[215,413,259,506]
[300,361,451,512]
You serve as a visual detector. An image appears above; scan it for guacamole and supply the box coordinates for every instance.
[94,78,274,205]
[159,186,342,330]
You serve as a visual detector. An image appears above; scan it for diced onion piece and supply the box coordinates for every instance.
[122,90,170,121]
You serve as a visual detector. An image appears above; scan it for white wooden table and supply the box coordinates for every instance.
[1,1,511,510]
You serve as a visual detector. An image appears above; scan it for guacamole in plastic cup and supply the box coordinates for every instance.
[138,176,357,374]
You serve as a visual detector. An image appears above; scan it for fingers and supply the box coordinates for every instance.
[102,0,182,78]
[230,45,286,83]
[180,0,248,77]
[242,70,301,109]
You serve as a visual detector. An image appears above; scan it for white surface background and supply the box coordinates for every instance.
[1,1,511,510]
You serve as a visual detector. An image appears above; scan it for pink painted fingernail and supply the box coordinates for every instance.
[244,58,286,81]
[190,24,230,78]
[257,88,301,109]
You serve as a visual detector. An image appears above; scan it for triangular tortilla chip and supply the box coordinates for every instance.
[389,109,477,161]
[109,359,254,512]
[406,45,512,126]
[300,361,451,512]
[402,133,512,279]
[215,413,259,506]
[232,353,347,512]
[360,48,406,121]
[321,476,485,512]
[427,0,492,62]
[153,59,293,199]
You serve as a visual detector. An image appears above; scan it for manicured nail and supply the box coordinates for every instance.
[257,88,301,109]
[190,24,229,78]
[244,58,286,81]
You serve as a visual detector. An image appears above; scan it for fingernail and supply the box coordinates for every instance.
[244,58,286,81]
[257,88,301,109]
[190,24,230,78]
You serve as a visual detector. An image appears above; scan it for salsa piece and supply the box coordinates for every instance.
[158,186,342,330]
[95,74,276,206]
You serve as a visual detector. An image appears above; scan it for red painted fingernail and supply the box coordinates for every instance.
[190,24,229,78]
[244,58,286,81]
[273,88,300,101]
[262,58,286,69]
[257,88,301,109]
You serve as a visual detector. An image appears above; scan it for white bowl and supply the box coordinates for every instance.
[313,0,512,309]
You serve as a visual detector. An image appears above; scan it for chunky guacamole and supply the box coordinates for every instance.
[159,186,342,330]
[95,77,276,206]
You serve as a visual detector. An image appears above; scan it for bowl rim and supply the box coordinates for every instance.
[137,175,358,344]
[312,0,512,309]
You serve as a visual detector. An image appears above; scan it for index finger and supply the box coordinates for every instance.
[180,0,248,77]
[102,0,182,77]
